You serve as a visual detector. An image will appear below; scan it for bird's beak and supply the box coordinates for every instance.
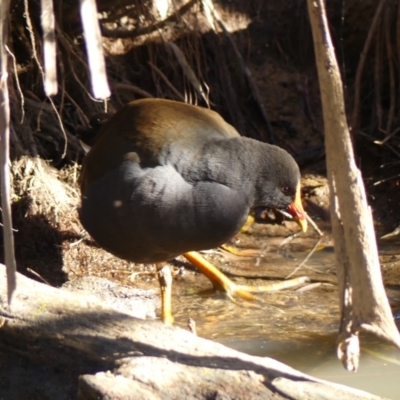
[286,185,307,232]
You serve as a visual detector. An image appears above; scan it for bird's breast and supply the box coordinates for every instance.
[80,161,250,263]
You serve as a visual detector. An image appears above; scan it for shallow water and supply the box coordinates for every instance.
[171,243,400,400]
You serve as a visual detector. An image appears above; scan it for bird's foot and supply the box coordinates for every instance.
[234,276,310,293]
[183,251,310,301]
[183,251,255,301]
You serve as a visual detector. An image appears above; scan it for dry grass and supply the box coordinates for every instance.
[12,156,80,221]
[8,157,149,287]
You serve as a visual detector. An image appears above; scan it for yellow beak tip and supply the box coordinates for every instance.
[298,217,308,232]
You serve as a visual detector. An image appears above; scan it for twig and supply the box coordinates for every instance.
[148,61,185,101]
[26,268,50,285]
[48,99,68,158]
[0,0,17,304]
[373,128,400,159]
[380,142,400,160]
[374,27,382,130]
[381,225,400,239]
[306,213,323,236]
[384,6,395,136]
[24,0,68,158]
[5,45,25,123]
[114,83,153,99]
[187,318,197,335]
[397,0,400,62]
[62,90,90,126]
[278,233,297,248]
[350,0,387,133]
[375,126,400,145]
[373,173,400,186]
[285,237,323,279]
[56,29,102,103]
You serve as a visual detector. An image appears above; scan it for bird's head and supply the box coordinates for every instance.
[253,144,307,232]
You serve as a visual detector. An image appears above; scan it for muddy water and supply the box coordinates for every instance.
[170,239,400,400]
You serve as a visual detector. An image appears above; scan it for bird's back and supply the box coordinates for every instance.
[80,99,239,193]
[79,99,248,263]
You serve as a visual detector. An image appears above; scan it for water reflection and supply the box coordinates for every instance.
[172,244,400,400]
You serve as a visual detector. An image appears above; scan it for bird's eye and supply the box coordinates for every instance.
[281,186,290,195]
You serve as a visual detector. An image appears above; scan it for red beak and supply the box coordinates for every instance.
[287,185,307,232]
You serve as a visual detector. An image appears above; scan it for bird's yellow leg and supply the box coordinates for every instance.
[156,263,174,325]
[183,251,255,301]
[183,252,310,297]
[240,214,255,233]
[220,214,255,256]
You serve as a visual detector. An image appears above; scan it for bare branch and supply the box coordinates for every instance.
[0,0,17,304]
[307,0,400,371]
[40,0,57,95]
[79,0,110,100]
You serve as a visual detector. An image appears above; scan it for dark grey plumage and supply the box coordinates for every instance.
[79,99,303,263]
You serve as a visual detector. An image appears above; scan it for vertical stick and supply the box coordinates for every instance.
[0,0,17,304]
[79,0,110,100]
[307,0,400,371]
[40,0,58,96]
